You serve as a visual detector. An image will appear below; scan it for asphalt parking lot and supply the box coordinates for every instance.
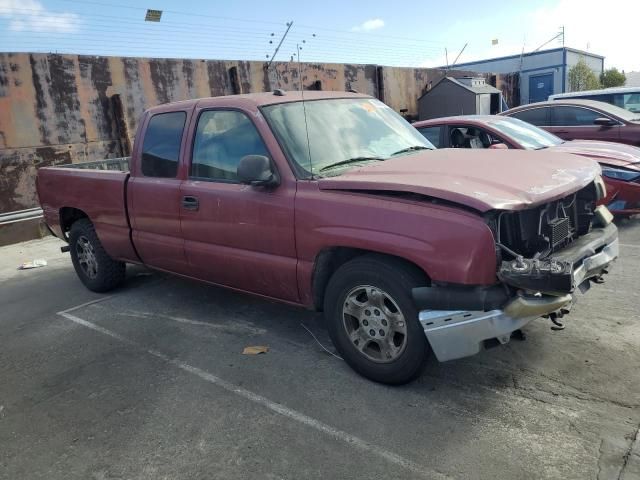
[1,219,639,480]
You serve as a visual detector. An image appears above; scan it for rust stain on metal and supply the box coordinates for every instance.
[149,58,180,105]
[206,61,231,97]
[78,55,117,143]
[47,54,86,144]
[28,53,51,145]
[192,60,212,99]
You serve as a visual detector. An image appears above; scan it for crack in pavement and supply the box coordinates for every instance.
[425,369,640,413]
[597,439,606,480]
[618,423,640,480]
[511,381,640,411]
[460,361,640,410]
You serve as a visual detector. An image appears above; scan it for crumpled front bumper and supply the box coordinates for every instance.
[413,222,619,362]
[498,222,618,296]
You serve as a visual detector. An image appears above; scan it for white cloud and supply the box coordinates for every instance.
[0,0,80,33]
[351,18,385,32]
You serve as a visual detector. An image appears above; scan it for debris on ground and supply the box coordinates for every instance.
[300,323,343,360]
[242,346,269,355]
[17,259,47,270]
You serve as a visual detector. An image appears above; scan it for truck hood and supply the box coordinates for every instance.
[549,140,640,170]
[317,149,600,212]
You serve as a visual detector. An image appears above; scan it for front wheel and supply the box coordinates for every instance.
[69,218,126,292]
[323,255,430,385]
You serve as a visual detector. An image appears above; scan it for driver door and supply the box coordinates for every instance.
[179,108,299,302]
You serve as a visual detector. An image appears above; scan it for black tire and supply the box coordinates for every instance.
[323,255,430,385]
[68,218,126,292]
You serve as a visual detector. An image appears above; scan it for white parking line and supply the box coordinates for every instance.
[57,307,450,480]
[620,243,640,249]
[60,296,114,314]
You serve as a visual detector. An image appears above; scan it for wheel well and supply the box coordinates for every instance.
[311,247,430,311]
[59,207,89,237]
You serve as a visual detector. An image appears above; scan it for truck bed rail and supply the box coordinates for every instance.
[61,157,130,172]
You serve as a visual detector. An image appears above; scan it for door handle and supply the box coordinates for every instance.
[182,195,199,211]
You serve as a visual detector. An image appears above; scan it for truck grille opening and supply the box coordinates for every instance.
[491,183,598,259]
[549,217,570,249]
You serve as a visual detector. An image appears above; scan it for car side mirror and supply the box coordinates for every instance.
[489,143,508,150]
[237,155,279,187]
[593,117,617,127]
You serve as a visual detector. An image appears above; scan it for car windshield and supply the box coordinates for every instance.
[487,117,564,150]
[261,98,434,177]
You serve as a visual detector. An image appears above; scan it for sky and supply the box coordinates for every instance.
[1,0,638,72]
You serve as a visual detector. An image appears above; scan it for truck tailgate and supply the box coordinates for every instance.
[37,167,137,262]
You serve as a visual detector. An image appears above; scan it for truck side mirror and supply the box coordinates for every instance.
[237,155,279,187]
[593,117,617,127]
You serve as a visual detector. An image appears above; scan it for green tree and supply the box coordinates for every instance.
[600,68,626,88]
[568,58,600,91]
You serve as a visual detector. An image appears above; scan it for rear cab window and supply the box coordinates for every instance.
[141,112,187,178]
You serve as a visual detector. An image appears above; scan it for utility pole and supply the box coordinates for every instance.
[450,43,468,69]
[266,21,293,69]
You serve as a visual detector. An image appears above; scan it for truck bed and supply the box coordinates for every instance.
[37,158,137,261]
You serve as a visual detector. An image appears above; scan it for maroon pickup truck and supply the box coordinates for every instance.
[37,91,618,384]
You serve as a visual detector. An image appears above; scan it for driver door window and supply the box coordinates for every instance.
[191,110,269,182]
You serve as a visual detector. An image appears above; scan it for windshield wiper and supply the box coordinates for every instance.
[319,156,384,172]
[390,145,431,156]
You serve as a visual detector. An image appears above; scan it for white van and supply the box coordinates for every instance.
[549,86,640,113]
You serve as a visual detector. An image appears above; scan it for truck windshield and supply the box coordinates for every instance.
[262,98,434,177]
[487,117,564,150]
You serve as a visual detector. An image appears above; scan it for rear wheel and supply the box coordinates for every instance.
[323,255,430,384]
[69,218,126,292]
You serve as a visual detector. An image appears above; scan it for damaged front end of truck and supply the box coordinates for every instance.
[412,177,619,362]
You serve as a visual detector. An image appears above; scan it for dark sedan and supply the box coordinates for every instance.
[500,99,640,147]
[413,115,640,215]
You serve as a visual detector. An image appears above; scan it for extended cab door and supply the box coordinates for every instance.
[127,109,190,273]
[179,107,299,302]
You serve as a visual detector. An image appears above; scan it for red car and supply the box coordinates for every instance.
[413,115,640,215]
[501,99,640,147]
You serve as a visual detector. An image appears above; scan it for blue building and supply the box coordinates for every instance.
[449,47,604,105]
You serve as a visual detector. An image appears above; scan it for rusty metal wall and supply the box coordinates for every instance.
[0,52,517,213]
